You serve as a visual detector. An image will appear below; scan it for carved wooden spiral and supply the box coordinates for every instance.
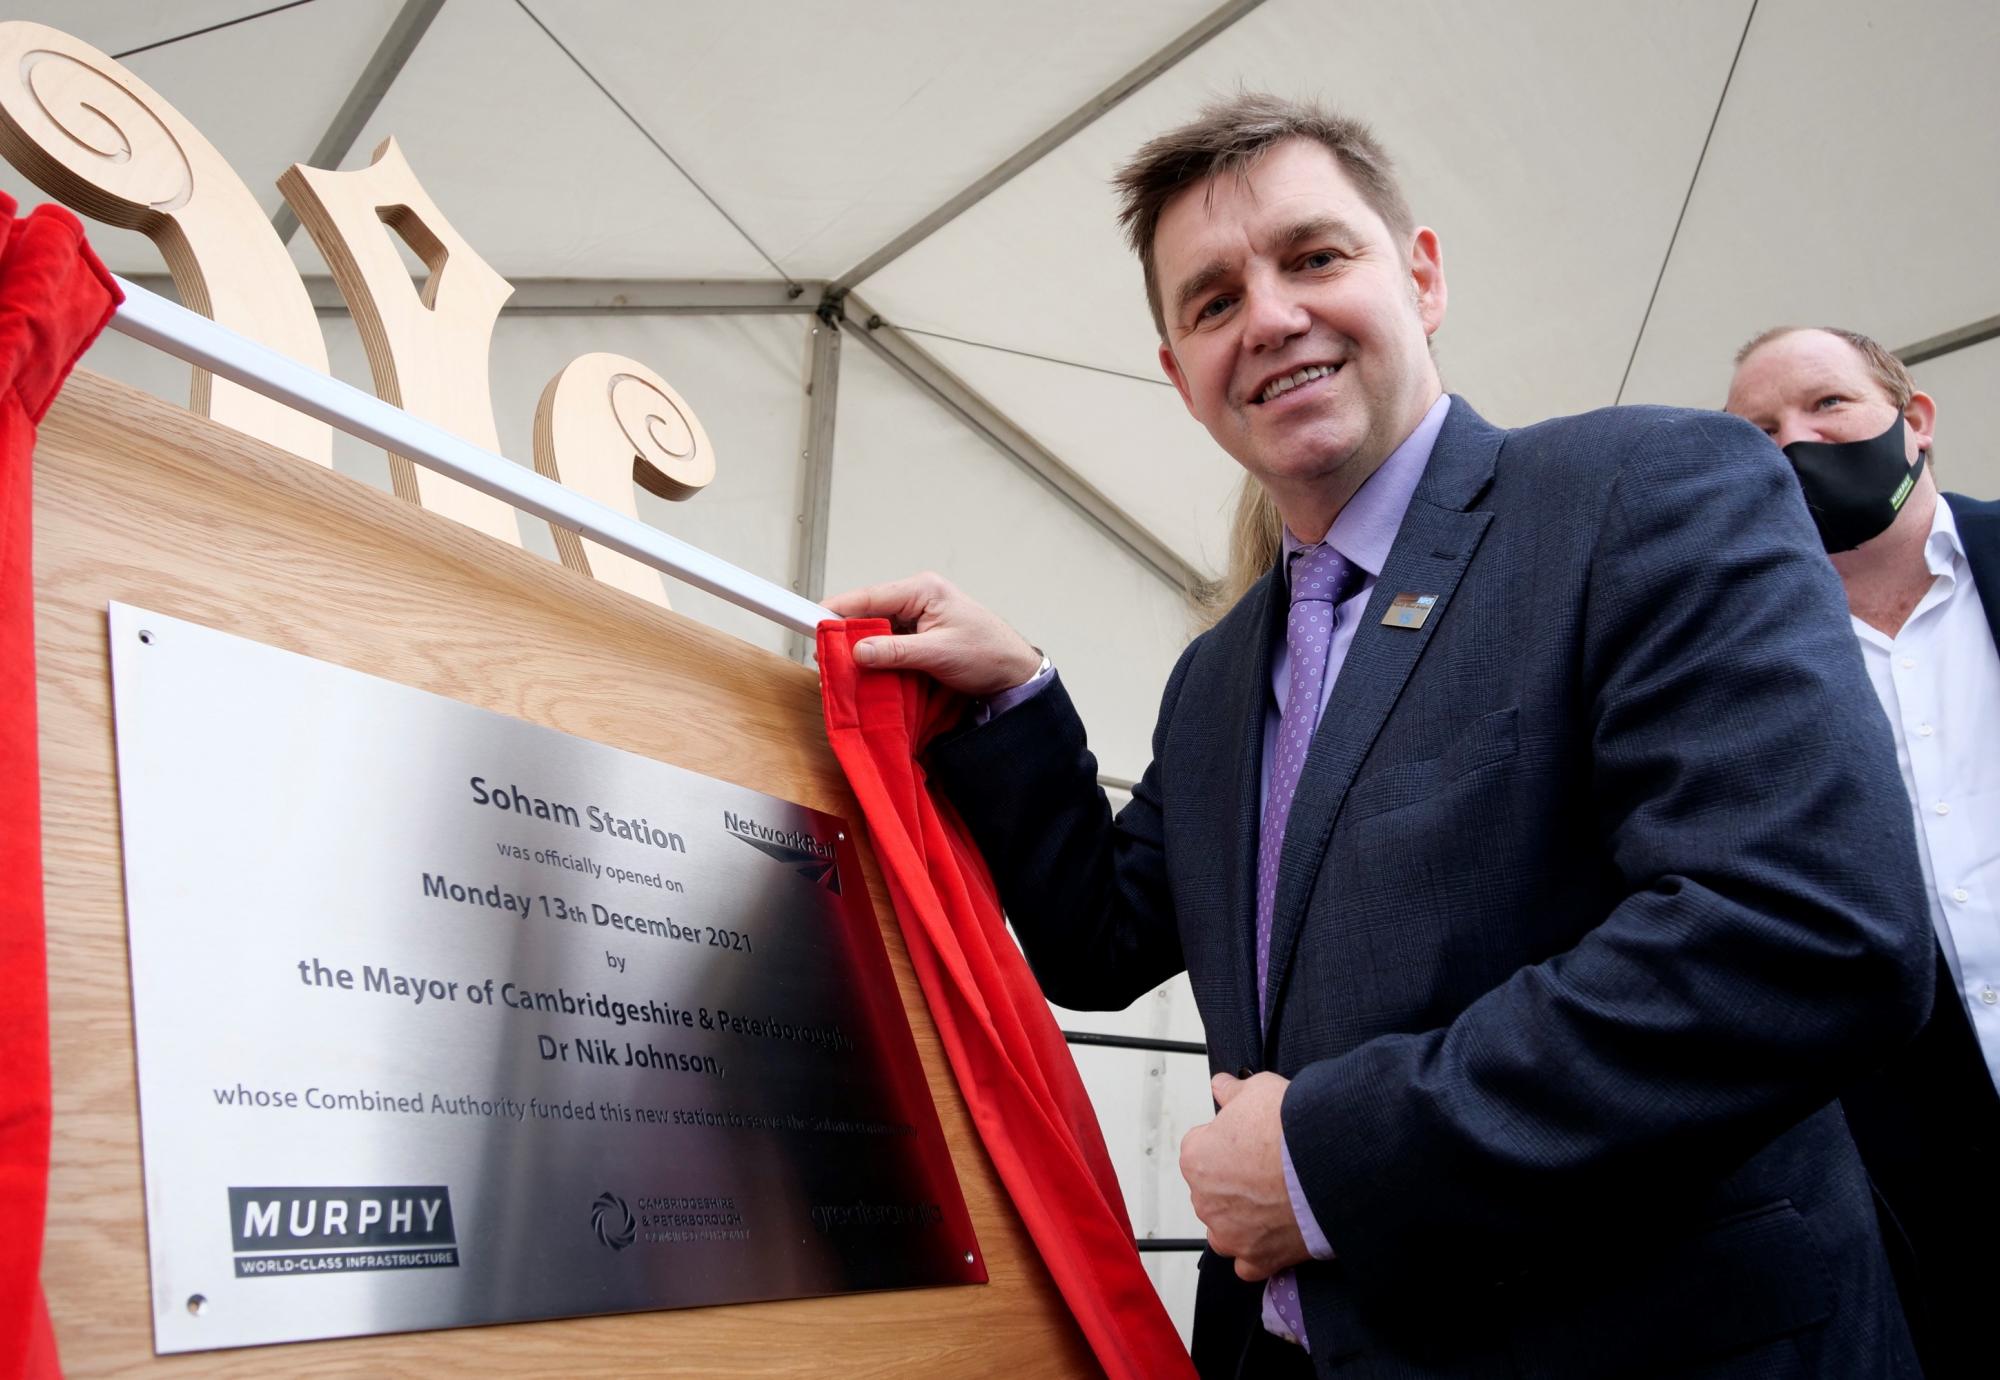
[535,354,720,608]
[609,369,716,501]
[0,44,196,224]
[0,20,334,466]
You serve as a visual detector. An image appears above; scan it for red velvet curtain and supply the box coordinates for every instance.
[818,620,1194,1379]
[0,191,119,1380]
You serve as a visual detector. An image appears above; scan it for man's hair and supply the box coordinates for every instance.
[1114,93,1416,339]
[1735,325,1916,410]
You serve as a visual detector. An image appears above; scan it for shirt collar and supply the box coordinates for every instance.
[1926,489,1967,582]
[1851,491,1967,650]
[1282,393,1451,583]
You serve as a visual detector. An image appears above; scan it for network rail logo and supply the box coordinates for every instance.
[591,1191,637,1250]
[228,1186,459,1277]
[722,810,841,894]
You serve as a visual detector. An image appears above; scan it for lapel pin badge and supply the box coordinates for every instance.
[1381,593,1438,629]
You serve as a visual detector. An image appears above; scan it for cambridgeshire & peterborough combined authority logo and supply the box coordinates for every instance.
[722,810,840,894]
[591,1191,636,1250]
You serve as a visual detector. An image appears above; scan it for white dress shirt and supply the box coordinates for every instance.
[1851,496,2000,1089]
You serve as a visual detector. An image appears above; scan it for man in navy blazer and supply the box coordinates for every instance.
[1729,326,2000,1379]
[829,97,1932,1377]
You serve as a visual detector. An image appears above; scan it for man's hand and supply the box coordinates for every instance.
[1181,1072,1311,1282]
[823,572,1043,699]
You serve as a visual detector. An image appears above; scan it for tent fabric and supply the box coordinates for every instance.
[0,189,120,1380]
[816,619,1194,1380]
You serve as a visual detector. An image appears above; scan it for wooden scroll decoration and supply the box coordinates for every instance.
[533,354,717,608]
[0,20,332,466]
[0,21,736,606]
[279,138,523,547]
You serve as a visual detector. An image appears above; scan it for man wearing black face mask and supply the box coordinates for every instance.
[1729,325,2000,1379]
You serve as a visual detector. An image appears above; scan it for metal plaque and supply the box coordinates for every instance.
[105,604,983,1354]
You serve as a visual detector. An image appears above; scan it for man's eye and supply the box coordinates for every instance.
[1300,250,1338,270]
[1197,295,1234,321]
[1813,394,1845,410]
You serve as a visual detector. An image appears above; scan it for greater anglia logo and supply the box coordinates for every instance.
[228,1186,458,1277]
[722,810,840,893]
[591,1191,637,1250]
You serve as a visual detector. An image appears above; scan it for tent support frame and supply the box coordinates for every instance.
[102,275,832,636]
[826,0,1266,294]
[1897,314,2000,368]
[269,0,449,244]
[122,276,821,316]
[789,310,844,662]
[838,292,1204,599]
[118,271,1208,601]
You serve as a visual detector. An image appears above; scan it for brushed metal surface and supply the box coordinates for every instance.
[106,603,981,1354]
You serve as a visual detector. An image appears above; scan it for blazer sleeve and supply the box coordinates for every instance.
[1283,410,1935,1290]
[927,648,1195,1011]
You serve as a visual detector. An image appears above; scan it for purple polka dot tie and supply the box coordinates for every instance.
[1257,543,1360,1009]
[1258,542,1359,1350]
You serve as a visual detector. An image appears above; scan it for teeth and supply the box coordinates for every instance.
[1259,364,1335,403]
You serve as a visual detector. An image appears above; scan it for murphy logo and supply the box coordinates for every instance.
[723,810,840,894]
[591,1191,637,1250]
[229,1186,459,1278]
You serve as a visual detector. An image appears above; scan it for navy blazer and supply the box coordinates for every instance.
[933,399,1934,1378]
[1840,490,2000,1380]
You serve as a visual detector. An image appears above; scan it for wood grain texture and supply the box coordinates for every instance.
[533,350,719,609]
[279,137,523,546]
[33,369,1099,1378]
[0,21,333,467]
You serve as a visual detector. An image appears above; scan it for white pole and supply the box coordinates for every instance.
[105,275,835,637]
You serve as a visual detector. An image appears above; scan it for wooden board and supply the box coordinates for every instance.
[31,369,1098,1378]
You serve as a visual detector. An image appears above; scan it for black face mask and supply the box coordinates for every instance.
[1782,414,1925,553]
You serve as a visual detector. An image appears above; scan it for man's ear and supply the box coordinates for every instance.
[1159,341,1198,417]
[1410,226,1447,337]
[1905,390,1937,456]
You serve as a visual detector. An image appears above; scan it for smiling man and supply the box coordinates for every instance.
[828,96,1930,1377]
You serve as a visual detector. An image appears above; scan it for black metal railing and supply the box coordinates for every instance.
[1061,1029,1206,1057]
[1064,1028,1208,1251]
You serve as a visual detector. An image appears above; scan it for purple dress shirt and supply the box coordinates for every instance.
[981,395,1450,1344]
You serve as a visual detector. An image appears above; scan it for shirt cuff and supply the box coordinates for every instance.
[973,656,1054,725]
[1281,1132,1336,1260]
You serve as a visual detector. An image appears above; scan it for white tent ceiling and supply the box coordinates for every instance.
[30,0,1999,584]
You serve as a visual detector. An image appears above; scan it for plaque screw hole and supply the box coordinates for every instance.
[964,1251,975,1264]
[838,832,846,842]
[137,629,155,645]
[186,1294,207,1316]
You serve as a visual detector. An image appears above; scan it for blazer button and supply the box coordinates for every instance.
[1235,1066,1254,1081]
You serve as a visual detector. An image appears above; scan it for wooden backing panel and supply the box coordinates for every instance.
[33,369,1099,1379]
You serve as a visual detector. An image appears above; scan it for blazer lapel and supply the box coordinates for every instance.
[1262,398,1503,1046]
[1944,493,2000,650]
